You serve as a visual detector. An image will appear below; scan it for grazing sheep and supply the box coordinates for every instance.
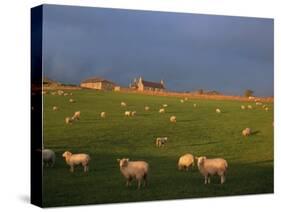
[196,156,228,184]
[42,149,56,167]
[100,112,106,118]
[62,151,90,172]
[144,106,150,111]
[265,107,269,111]
[242,127,251,136]
[64,93,69,96]
[131,111,136,116]
[155,137,168,147]
[180,99,184,103]
[184,97,188,101]
[69,98,75,103]
[216,108,221,113]
[247,105,253,109]
[159,108,165,113]
[256,102,262,106]
[72,111,81,120]
[241,105,245,110]
[121,102,127,107]
[65,117,74,124]
[170,116,176,123]
[162,104,168,108]
[193,104,197,108]
[117,158,149,189]
[178,154,194,171]
[52,106,59,111]
[125,111,131,116]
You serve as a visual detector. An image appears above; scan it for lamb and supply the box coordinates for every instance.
[125,111,131,116]
[159,108,165,113]
[131,111,136,116]
[117,158,149,189]
[155,137,168,147]
[216,108,221,113]
[121,102,127,107]
[100,112,106,118]
[144,106,150,111]
[42,149,56,167]
[178,154,194,171]
[72,111,80,120]
[65,117,74,124]
[242,128,251,136]
[62,151,90,172]
[196,156,228,184]
[170,116,176,123]
[241,105,245,110]
[247,105,253,109]
[53,106,59,111]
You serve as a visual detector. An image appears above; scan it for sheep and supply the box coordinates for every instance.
[117,158,149,189]
[170,116,176,123]
[162,104,168,108]
[193,103,197,108]
[100,112,106,118]
[180,99,184,103]
[247,105,253,109]
[144,106,150,111]
[62,151,90,172]
[69,98,75,103]
[242,128,251,136]
[124,111,131,116]
[256,102,262,106]
[42,149,56,167]
[178,154,194,171]
[121,102,127,107]
[57,90,64,95]
[64,93,69,96]
[51,91,56,95]
[184,97,188,101]
[262,105,267,108]
[52,106,59,111]
[72,111,81,120]
[265,107,269,111]
[65,117,74,124]
[155,137,168,147]
[159,108,165,113]
[216,108,221,113]
[131,111,136,116]
[248,96,255,100]
[241,105,245,110]
[196,156,228,184]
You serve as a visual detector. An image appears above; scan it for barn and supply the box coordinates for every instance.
[130,77,165,92]
[80,77,116,90]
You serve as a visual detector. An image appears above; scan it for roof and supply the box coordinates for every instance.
[81,77,115,85]
[142,80,164,89]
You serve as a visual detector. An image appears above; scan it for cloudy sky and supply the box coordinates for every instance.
[42,4,273,96]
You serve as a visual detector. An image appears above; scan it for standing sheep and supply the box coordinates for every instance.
[162,104,168,108]
[121,102,127,107]
[100,112,106,118]
[170,116,176,123]
[178,153,194,171]
[131,111,137,116]
[72,111,80,120]
[159,108,165,113]
[42,149,56,167]
[53,106,59,111]
[69,98,75,103]
[196,156,228,184]
[241,105,245,110]
[180,99,184,103]
[144,106,150,111]
[117,158,149,189]
[242,128,251,136]
[216,108,221,113]
[65,117,74,124]
[193,104,197,108]
[155,137,168,147]
[247,105,253,109]
[124,111,131,116]
[62,151,90,172]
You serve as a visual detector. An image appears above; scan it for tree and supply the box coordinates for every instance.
[244,89,254,97]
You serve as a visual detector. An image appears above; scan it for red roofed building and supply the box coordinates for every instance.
[130,77,165,92]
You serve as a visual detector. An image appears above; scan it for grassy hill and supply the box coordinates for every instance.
[42,90,273,207]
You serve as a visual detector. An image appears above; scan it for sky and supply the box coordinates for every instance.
[42,4,274,96]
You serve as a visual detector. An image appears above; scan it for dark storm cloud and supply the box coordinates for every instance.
[42,4,273,96]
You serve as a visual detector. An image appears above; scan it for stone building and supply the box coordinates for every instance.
[80,77,116,90]
[130,77,165,92]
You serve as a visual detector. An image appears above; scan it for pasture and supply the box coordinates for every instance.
[42,90,273,207]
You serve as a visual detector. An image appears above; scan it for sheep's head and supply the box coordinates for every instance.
[196,156,207,166]
[117,158,129,168]
[62,151,72,158]
[164,137,168,141]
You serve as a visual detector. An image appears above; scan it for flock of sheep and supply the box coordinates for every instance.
[42,90,271,189]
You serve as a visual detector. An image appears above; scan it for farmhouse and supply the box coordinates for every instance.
[80,77,116,90]
[130,77,165,92]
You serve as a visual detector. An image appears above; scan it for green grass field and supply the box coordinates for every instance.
[42,90,273,207]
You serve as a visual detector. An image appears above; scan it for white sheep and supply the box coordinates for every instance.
[162,104,168,108]
[170,116,176,123]
[216,108,221,113]
[247,105,253,109]
[131,111,137,116]
[58,90,64,95]
[265,107,269,111]
[121,102,127,107]
[100,112,106,118]
[256,102,262,106]
[242,128,251,136]
[184,97,188,101]
[124,111,131,116]
[42,149,56,167]
[178,154,194,171]
[196,156,228,184]
[159,108,165,113]
[53,106,59,111]
[117,158,149,189]
[155,137,168,147]
[180,99,184,103]
[193,103,197,108]
[72,111,81,120]
[65,117,74,124]
[241,105,245,110]
[62,151,90,172]
[144,106,150,111]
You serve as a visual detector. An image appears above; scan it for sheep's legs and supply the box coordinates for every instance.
[221,175,225,184]
[137,180,141,189]
[208,176,211,184]
[126,178,132,187]
[204,176,208,184]
[70,166,74,172]
[84,165,89,172]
